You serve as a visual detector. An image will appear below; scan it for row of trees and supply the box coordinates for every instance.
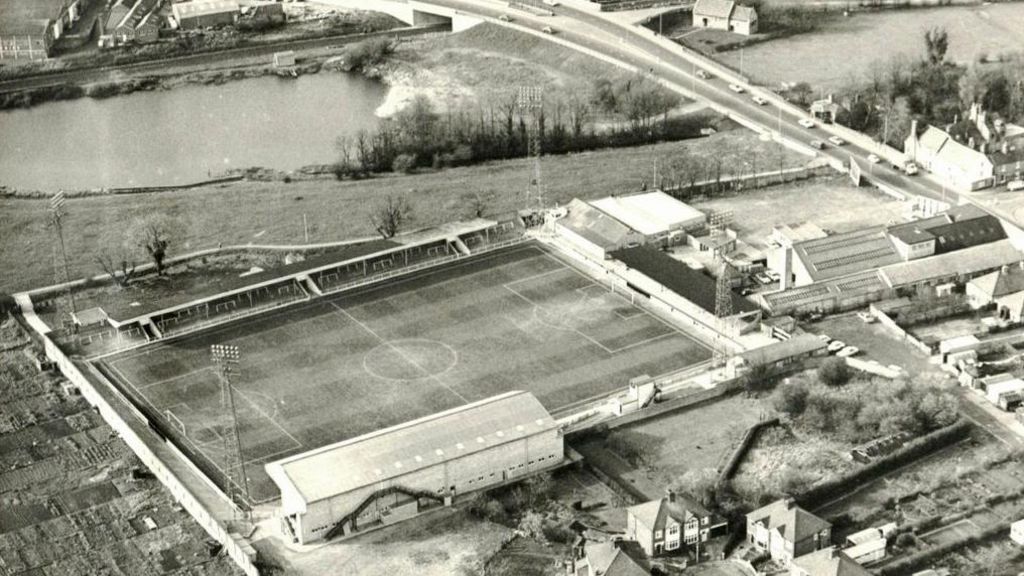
[788,27,1024,147]
[333,74,692,179]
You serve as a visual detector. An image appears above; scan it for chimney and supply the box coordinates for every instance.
[980,142,987,154]
[784,497,796,509]
[968,136,976,149]
[827,93,834,104]
[667,489,676,503]
[781,247,793,291]
[1004,141,1011,155]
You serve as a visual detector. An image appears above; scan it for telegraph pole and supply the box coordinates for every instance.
[211,344,250,516]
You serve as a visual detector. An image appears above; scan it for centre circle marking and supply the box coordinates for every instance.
[363,339,458,381]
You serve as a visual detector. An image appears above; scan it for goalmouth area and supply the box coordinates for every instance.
[93,242,711,503]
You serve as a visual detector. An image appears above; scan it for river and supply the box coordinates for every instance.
[0,72,387,191]
[720,3,1024,91]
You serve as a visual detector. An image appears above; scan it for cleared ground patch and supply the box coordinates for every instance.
[96,244,710,503]
[692,175,904,251]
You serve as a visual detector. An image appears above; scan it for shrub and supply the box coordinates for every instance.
[772,378,809,415]
[895,532,918,549]
[343,37,393,73]
[391,153,416,174]
[818,357,851,387]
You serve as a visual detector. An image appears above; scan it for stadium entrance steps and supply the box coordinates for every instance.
[298,274,322,296]
[141,319,162,341]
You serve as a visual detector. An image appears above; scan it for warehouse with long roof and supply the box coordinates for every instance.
[265,391,563,544]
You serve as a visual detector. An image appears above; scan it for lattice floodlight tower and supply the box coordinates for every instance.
[713,255,734,367]
[211,344,250,515]
[49,191,77,331]
[517,86,545,212]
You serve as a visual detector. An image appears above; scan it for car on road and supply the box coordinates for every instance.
[904,161,919,175]
[751,95,768,105]
[827,340,847,353]
[828,136,846,146]
[542,26,555,34]
[867,154,880,163]
[857,311,876,323]
[695,69,711,80]
[542,0,560,5]
[798,118,816,129]
[837,346,860,358]
[499,13,511,21]
[728,84,745,93]
[810,140,825,150]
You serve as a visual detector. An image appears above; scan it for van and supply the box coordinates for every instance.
[1008,180,1024,192]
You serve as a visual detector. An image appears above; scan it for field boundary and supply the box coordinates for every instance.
[16,308,260,576]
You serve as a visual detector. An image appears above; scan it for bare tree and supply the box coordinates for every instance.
[127,215,177,276]
[95,253,137,288]
[924,26,949,66]
[463,191,489,219]
[371,195,410,239]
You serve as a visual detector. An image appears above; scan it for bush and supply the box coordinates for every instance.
[343,37,393,73]
[895,532,918,549]
[391,153,416,174]
[818,357,851,387]
[772,379,809,415]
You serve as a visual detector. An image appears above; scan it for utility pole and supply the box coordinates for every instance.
[211,344,250,518]
[49,190,77,330]
[517,86,545,213]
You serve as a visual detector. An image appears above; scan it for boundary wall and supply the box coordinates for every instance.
[20,307,260,576]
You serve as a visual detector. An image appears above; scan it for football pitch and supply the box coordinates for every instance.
[96,243,711,502]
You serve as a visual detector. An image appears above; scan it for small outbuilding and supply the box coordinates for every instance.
[692,0,758,36]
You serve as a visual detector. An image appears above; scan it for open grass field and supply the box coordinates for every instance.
[95,244,710,502]
[0,129,809,294]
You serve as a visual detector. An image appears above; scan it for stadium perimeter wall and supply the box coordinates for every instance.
[16,303,260,576]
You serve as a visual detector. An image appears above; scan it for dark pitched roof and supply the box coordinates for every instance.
[748,499,831,545]
[582,541,650,576]
[611,246,757,314]
[928,215,1006,253]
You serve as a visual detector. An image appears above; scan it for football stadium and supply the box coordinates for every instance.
[21,193,766,549]
[92,241,710,507]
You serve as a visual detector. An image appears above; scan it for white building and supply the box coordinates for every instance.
[590,191,706,245]
[554,198,644,261]
[265,391,563,544]
[692,0,758,35]
[905,121,995,191]
[1011,519,1024,545]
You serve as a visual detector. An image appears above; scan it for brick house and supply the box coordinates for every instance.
[746,498,831,564]
[626,490,727,558]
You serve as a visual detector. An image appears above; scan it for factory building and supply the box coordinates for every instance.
[265,391,563,544]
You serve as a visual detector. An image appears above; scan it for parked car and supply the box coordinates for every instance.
[696,69,711,80]
[904,161,919,175]
[828,136,846,146]
[754,272,773,285]
[827,340,847,353]
[766,270,780,282]
[498,13,511,21]
[837,346,860,358]
[810,140,825,150]
[752,95,768,105]
[740,287,754,296]
[856,311,876,323]
[728,84,746,93]
[867,154,880,163]
[817,334,832,344]
[799,118,816,129]
[1008,180,1024,192]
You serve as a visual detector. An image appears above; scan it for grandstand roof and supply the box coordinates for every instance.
[791,227,901,283]
[589,191,706,236]
[611,246,757,314]
[265,391,556,511]
[97,239,398,325]
[880,239,1023,288]
[559,198,635,251]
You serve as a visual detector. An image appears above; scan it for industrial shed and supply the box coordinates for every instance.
[265,391,563,544]
[555,198,644,260]
[590,191,706,244]
[172,0,239,29]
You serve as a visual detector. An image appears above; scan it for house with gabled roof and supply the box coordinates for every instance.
[905,120,995,191]
[570,539,651,576]
[692,0,758,35]
[626,490,727,558]
[790,547,871,576]
[747,498,832,564]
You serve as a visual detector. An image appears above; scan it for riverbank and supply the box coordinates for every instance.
[0,129,812,293]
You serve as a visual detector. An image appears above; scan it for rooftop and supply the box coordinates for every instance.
[773,222,828,246]
[560,198,637,251]
[172,0,240,19]
[968,264,1024,298]
[880,239,1023,287]
[579,540,650,576]
[694,0,737,19]
[736,333,826,367]
[791,547,871,576]
[589,191,706,236]
[792,227,901,282]
[265,391,556,509]
[748,498,831,545]
[627,493,715,531]
[611,246,758,315]
[0,0,68,35]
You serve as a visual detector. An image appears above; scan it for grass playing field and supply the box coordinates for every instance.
[96,243,710,503]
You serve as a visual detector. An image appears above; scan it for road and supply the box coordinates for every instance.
[0,24,448,94]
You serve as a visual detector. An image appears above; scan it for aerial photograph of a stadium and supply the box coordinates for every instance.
[4,0,1024,575]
